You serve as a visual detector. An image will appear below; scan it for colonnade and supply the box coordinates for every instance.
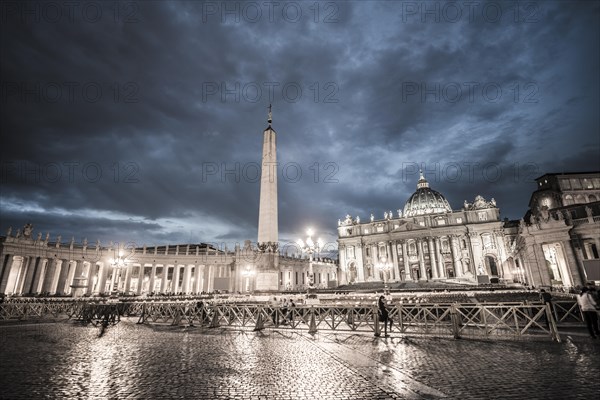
[0,254,225,296]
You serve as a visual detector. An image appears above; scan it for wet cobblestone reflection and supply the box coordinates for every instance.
[0,321,599,399]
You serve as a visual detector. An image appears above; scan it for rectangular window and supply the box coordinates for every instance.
[302,273,305,284]
[295,271,298,285]
[583,178,594,189]
[346,246,355,259]
[437,219,446,225]
[366,247,370,257]
[593,178,600,189]
[570,178,582,189]
[561,179,571,190]
[478,212,488,221]
[377,226,384,232]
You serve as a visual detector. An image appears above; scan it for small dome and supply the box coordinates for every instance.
[403,171,452,217]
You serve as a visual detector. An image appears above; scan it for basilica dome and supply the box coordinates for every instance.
[403,171,452,217]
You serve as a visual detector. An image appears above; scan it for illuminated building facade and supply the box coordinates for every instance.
[338,171,600,288]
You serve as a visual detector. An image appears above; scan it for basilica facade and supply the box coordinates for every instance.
[337,171,600,289]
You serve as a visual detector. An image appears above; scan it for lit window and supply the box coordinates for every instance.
[364,229,369,234]
[456,217,463,224]
[478,212,488,221]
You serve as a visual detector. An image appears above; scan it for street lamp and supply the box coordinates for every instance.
[109,249,128,296]
[241,265,256,293]
[376,256,393,295]
[297,228,324,294]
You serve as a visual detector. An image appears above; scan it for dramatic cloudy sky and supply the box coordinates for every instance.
[1,1,599,252]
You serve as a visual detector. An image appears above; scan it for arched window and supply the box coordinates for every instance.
[589,194,598,202]
[564,194,573,205]
[409,241,416,255]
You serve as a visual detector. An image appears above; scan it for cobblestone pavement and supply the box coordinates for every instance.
[0,320,599,400]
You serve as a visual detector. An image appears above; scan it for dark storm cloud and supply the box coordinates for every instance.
[1,1,598,250]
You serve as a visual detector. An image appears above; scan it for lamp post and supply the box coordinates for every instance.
[376,256,393,295]
[297,228,324,294]
[109,249,128,296]
[241,265,255,293]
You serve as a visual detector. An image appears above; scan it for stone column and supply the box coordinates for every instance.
[435,238,446,278]
[427,237,438,279]
[195,265,205,293]
[14,257,31,295]
[73,260,85,278]
[148,264,157,294]
[123,264,133,294]
[0,254,15,294]
[65,261,77,295]
[468,232,483,274]
[136,265,144,295]
[450,236,463,277]
[44,259,61,294]
[48,258,63,294]
[183,264,192,293]
[160,265,169,293]
[22,257,40,294]
[172,265,181,293]
[206,265,214,293]
[390,241,400,282]
[108,265,117,294]
[56,260,71,295]
[562,241,585,287]
[417,239,427,281]
[96,263,107,294]
[402,241,411,281]
[86,263,97,295]
[356,244,366,282]
[34,259,48,294]
[533,244,551,287]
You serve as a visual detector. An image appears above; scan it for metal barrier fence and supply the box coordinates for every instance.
[1,301,571,342]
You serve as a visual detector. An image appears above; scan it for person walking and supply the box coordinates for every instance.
[577,287,600,339]
[377,295,393,336]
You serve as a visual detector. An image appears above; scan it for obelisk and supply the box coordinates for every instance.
[256,104,279,290]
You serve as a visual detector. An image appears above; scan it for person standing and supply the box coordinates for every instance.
[281,298,289,325]
[377,295,393,336]
[577,287,600,339]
